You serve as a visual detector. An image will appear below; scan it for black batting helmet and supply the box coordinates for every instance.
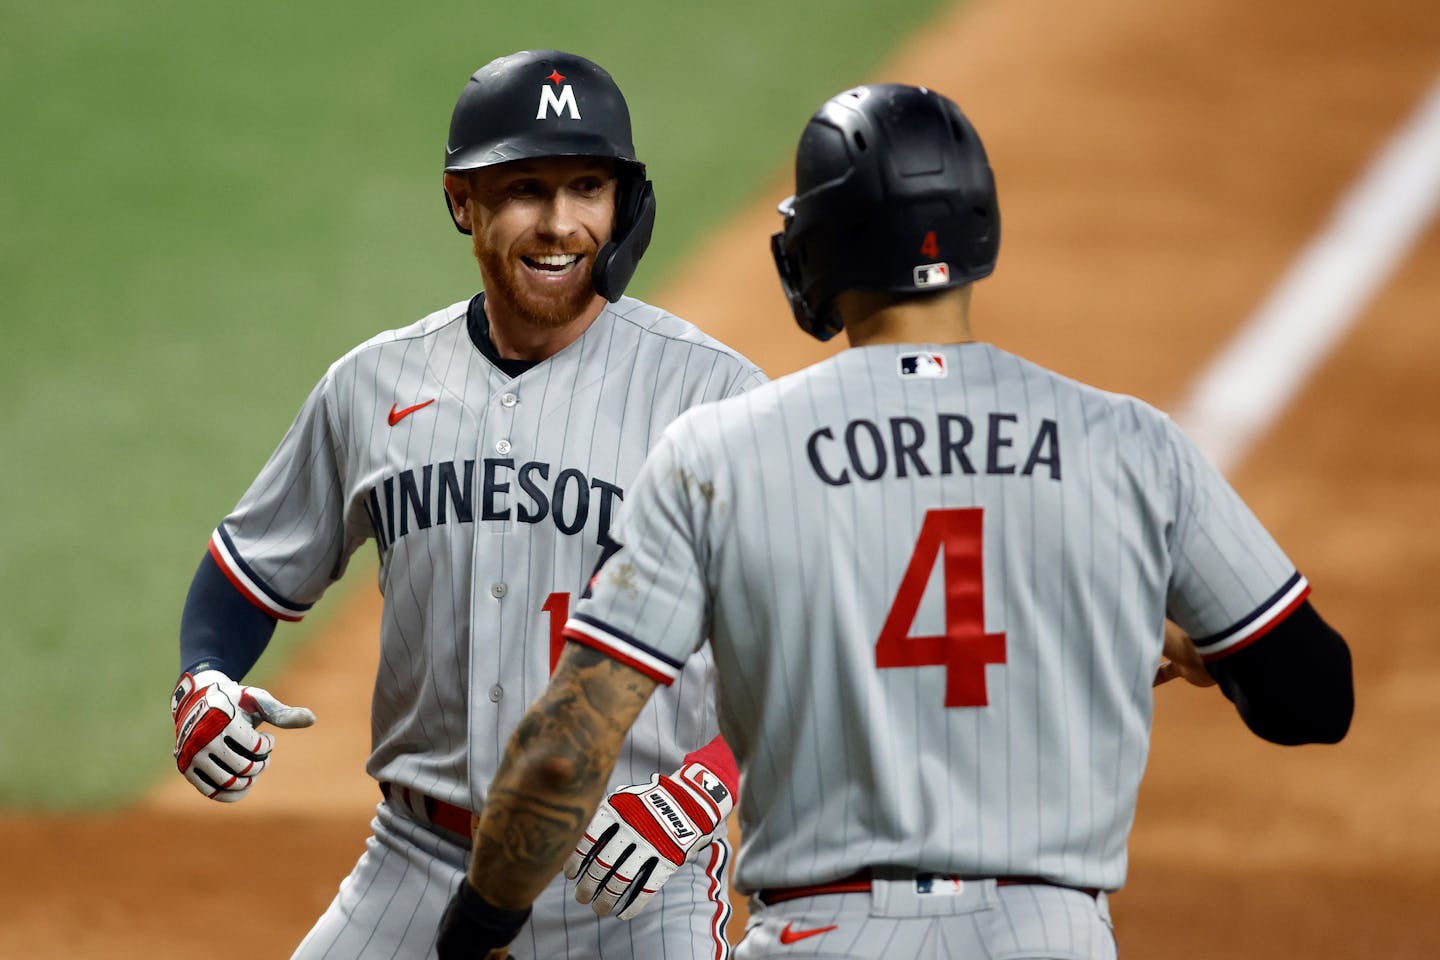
[771,84,1000,340]
[443,50,656,302]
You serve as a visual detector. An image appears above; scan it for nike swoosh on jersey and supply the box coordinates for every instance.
[778,922,837,945]
[388,399,436,426]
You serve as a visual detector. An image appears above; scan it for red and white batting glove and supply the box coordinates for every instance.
[170,669,316,802]
[565,761,734,920]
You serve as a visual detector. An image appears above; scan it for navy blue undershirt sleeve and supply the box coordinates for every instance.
[179,550,278,680]
[1206,600,1353,745]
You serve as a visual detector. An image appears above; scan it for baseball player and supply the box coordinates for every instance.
[168,50,766,959]
[435,84,1355,959]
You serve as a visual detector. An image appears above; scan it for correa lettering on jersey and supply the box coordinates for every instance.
[806,413,1061,487]
[363,459,623,551]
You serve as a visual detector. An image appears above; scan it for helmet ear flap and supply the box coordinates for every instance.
[593,176,656,302]
[771,202,843,342]
[772,231,838,341]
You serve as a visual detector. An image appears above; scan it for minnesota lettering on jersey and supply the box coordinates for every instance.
[806,412,1061,486]
[364,459,623,550]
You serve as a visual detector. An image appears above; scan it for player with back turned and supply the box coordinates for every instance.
[435,84,1355,959]
[167,50,767,958]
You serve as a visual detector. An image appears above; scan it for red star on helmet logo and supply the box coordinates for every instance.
[546,70,566,86]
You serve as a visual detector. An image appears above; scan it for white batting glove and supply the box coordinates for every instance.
[170,669,316,802]
[565,761,734,920]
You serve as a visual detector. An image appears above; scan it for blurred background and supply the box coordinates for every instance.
[2,0,1437,956]
[0,0,951,807]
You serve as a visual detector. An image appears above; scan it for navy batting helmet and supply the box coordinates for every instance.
[443,50,656,302]
[771,84,1000,341]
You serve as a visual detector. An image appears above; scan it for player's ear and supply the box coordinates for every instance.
[443,172,475,233]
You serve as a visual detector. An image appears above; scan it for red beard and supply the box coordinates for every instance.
[475,237,598,329]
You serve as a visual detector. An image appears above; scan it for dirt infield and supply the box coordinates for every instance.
[6,0,1438,956]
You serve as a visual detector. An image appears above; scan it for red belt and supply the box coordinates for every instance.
[756,869,1101,906]
[380,782,475,845]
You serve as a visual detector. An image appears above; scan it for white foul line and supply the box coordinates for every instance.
[1174,74,1440,474]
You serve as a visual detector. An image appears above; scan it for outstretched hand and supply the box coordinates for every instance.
[171,669,316,801]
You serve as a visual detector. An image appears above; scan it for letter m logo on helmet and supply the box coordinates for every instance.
[537,70,581,120]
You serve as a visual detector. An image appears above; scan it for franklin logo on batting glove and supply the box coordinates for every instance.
[644,791,698,842]
[565,761,734,920]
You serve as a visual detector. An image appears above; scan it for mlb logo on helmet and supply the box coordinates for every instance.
[537,69,581,120]
[913,262,950,287]
[899,352,947,379]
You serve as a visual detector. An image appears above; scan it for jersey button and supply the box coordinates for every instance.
[500,393,518,408]
[490,582,507,599]
[495,439,512,455]
[488,685,503,703]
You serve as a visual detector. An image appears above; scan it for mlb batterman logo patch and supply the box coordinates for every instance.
[899,352,947,378]
[914,874,965,896]
[913,262,950,287]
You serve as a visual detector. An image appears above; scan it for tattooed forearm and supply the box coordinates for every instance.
[466,643,661,908]
[477,786,589,869]
[509,648,649,794]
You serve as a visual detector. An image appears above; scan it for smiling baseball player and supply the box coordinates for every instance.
[435,84,1355,960]
[168,50,765,959]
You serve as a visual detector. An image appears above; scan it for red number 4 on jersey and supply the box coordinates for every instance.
[876,508,1007,707]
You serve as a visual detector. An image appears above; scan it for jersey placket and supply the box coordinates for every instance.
[466,371,524,805]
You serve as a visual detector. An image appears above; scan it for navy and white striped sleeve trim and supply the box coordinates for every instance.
[207,526,314,622]
[561,612,685,685]
[1191,571,1310,662]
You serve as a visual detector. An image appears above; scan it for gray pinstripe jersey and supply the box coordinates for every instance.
[209,295,766,811]
[567,341,1305,894]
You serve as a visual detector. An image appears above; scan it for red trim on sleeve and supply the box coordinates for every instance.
[207,539,304,622]
[562,627,676,685]
[684,734,740,798]
[1201,584,1312,663]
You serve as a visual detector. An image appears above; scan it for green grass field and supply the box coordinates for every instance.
[0,0,951,808]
